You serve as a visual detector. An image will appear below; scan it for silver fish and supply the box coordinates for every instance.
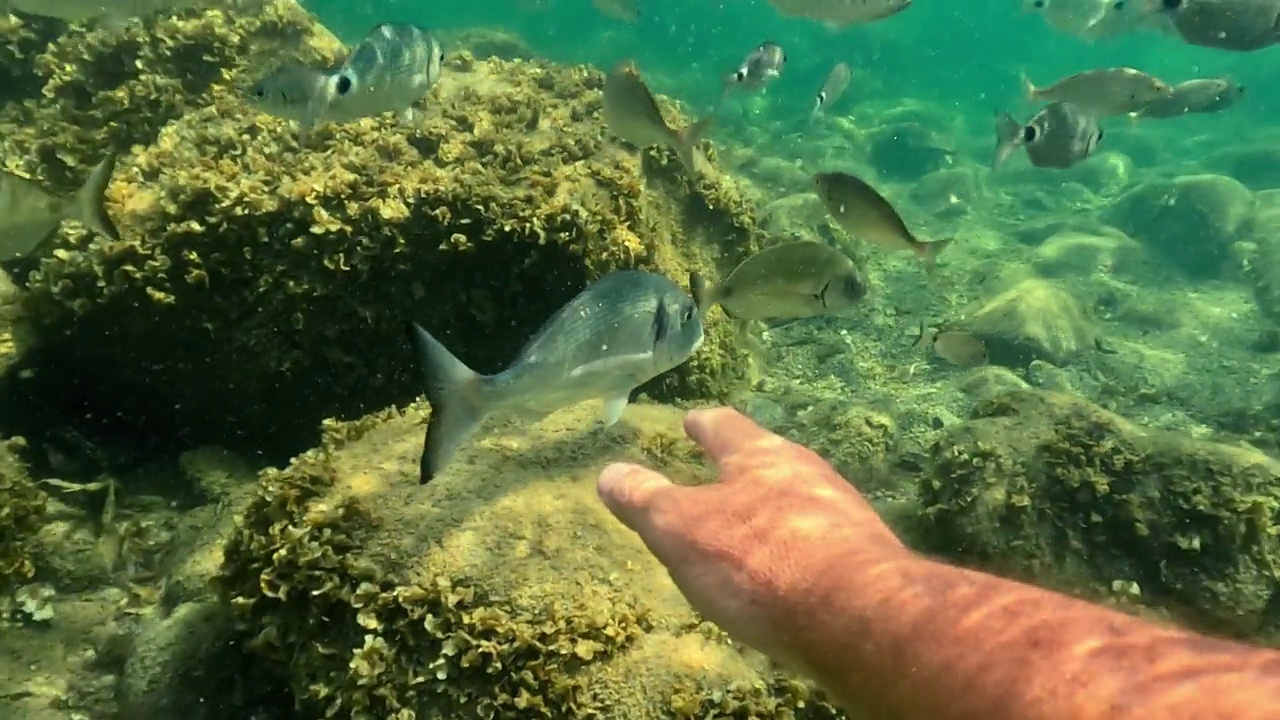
[405,270,704,484]
[810,62,852,120]
[0,0,263,24]
[725,41,786,91]
[766,0,911,27]
[1022,67,1172,117]
[0,154,120,261]
[994,102,1103,170]
[603,60,713,176]
[1128,0,1280,51]
[592,0,640,20]
[1025,0,1176,39]
[1133,77,1245,118]
[246,23,444,137]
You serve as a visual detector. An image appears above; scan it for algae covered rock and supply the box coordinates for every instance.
[0,436,46,593]
[919,389,1280,634]
[1102,174,1255,278]
[1246,190,1280,325]
[1030,229,1153,281]
[6,52,760,463]
[964,278,1096,366]
[218,401,840,719]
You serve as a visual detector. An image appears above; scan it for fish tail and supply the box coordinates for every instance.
[911,320,929,349]
[671,113,714,176]
[73,153,121,242]
[916,237,952,271]
[1019,70,1038,102]
[404,321,491,484]
[689,271,715,316]
[992,112,1022,170]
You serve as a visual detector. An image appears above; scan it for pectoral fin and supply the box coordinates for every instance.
[601,393,629,426]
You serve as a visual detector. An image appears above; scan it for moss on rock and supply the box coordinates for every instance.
[2,13,760,462]
[0,435,46,593]
[919,388,1280,637]
[219,401,840,719]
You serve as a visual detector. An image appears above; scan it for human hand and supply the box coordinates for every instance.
[597,407,908,668]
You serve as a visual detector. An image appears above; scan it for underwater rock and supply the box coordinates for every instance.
[0,436,46,594]
[0,0,344,187]
[761,192,834,238]
[919,389,1280,637]
[866,121,956,182]
[778,398,900,492]
[118,600,245,719]
[1247,190,1280,325]
[1030,229,1153,281]
[964,278,1096,366]
[5,50,760,465]
[0,12,67,105]
[907,166,984,219]
[1205,145,1280,191]
[1102,174,1256,278]
[217,401,841,718]
[1058,151,1133,198]
[441,26,538,61]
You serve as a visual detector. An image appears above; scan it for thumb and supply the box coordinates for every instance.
[596,462,675,536]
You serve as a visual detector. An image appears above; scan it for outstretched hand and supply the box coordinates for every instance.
[597,407,907,667]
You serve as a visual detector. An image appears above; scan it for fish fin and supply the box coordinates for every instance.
[1019,70,1037,102]
[912,320,928,349]
[992,112,1022,170]
[670,113,714,176]
[689,271,715,315]
[601,393,629,426]
[568,353,654,379]
[916,237,952,271]
[405,321,490,485]
[73,153,121,242]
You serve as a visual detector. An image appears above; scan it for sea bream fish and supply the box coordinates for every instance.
[246,22,443,138]
[603,60,713,177]
[0,0,263,24]
[810,61,852,121]
[0,154,120,261]
[812,171,951,268]
[725,41,787,92]
[1022,67,1172,117]
[1133,77,1245,119]
[1126,0,1280,51]
[1023,0,1177,40]
[405,270,704,484]
[765,0,911,27]
[689,241,867,322]
[994,102,1103,170]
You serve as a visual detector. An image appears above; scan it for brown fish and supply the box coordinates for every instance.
[602,60,713,176]
[1022,67,1172,117]
[689,241,867,321]
[812,171,951,267]
[913,322,988,367]
[766,0,912,27]
[1132,77,1245,119]
[0,153,120,261]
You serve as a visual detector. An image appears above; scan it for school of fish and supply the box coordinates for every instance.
[0,0,1269,481]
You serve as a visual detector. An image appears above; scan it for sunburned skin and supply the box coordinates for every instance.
[597,407,1280,720]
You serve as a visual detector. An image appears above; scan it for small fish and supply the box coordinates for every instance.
[592,0,640,20]
[1024,0,1175,40]
[688,241,867,322]
[993,102,1103,170]
[246,23,444,137]
[1022,67,1172,117]
[0,154,120,261]
[405,270,704,484]
[913,322,989,367]
[603,60,713,176]
[1128,0,1280,51]
[1132,77,1245,119]
[765,0,912,27]
[812,171,951,267]
[810,62,852,120]
[0,0,263,24]
[725,41,787,92]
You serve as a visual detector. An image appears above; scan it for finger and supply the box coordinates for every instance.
[596,462,675,535]
[684,406,779,465]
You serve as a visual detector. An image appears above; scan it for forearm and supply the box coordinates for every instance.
[796,545,1280,719]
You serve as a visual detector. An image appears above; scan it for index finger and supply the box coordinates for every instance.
[683,407,781,465]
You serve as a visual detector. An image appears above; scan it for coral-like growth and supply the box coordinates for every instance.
[920,389,1280,637]
[0,436,47,592]
[219,402,840,719]
[0,0,343,187]
[5,26,759,461]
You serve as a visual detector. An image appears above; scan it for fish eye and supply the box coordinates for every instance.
[1022,125,1039,143]
[251,85,266,99]
[1112,0,1125,8]
[1096,128,1105,141]
[336,75,353,95]
[682,305,694,323]
[1032,0,1045,6]
[438,51,445,64]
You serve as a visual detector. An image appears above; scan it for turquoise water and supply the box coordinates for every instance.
[304,0,1276,123]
